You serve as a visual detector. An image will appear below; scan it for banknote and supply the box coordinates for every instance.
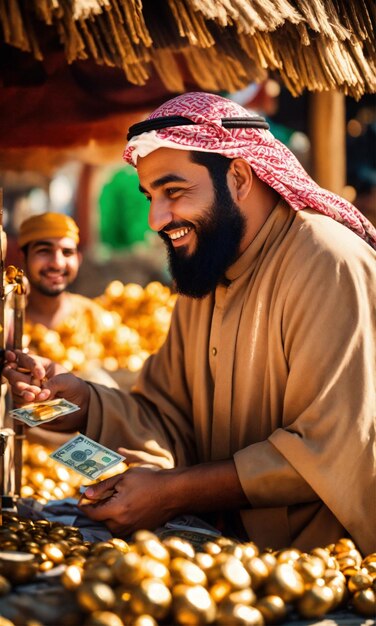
[50,434,125,480]
[9,398,80,428]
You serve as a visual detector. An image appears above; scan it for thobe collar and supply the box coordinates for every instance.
[225,198,294,283]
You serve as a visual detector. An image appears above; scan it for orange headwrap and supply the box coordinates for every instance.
[18,213,80,248]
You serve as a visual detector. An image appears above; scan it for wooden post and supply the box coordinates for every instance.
[309,91,346,195]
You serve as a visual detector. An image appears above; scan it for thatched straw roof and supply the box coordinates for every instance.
[0,0,375,99]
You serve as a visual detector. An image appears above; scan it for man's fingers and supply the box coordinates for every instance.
[6,350,46,380]
[82,474,122,500]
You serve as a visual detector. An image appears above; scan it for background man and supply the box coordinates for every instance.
[16,212,118,444]
[5,93,376,555]
[18,212,103,333]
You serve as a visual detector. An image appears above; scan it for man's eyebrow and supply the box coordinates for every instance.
[139,174,187,194]
[31,241,76,251]
[31,241,54,247]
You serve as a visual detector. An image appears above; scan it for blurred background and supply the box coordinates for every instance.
[0,0,374,296]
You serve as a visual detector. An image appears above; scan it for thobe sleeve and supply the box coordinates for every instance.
[234,236,375,553]
[85,298,197,468]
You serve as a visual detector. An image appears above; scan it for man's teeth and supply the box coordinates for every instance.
[169,228,190,240]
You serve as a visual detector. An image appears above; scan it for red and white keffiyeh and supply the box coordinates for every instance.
[123,92,376,249]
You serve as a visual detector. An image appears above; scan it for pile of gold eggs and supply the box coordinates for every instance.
[0,513,375,625]
[23,281,177,373]
[21,441,128,504]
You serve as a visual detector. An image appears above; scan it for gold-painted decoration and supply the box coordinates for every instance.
[297,583,335,618]
[255,595,287,625]
[24,280,177,375]
[0,511,375,623]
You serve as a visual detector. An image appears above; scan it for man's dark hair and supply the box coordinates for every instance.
[189,151,232,187]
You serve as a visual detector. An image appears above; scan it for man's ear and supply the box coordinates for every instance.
[227,158,253,201]
[77,250,83,267]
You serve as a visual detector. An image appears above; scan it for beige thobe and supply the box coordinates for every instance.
[86,200,376,554]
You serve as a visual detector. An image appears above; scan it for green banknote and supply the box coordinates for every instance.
[50,434,125,480]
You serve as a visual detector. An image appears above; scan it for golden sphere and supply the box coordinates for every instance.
[76,582,116,613]
[255,595,287,624]
[297,583,334,618]
[352,588,376,617]
[172,584,216,625]
[264,563,305,602]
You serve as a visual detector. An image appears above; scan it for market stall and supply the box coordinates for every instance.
[0,2,375,625]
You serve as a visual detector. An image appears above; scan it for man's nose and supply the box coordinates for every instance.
[148,199,172,233]
[49,250,65,268]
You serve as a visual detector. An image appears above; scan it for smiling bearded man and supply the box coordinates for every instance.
[5,92,376,556]
[158,152,246,298]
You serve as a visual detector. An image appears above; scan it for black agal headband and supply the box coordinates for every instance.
[127,115,270,141]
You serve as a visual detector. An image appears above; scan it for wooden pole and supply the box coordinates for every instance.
[309,91,346,195]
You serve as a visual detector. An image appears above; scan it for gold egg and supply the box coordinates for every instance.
[323,569,347,608]
[0,552,38,584]
[132,616,158,626]
[217,603,265,625]
[255,595,287,625]
[264,563,305,602]
[69,546,90,558]
[113,551,144,586]
[362,553,376,566]
[61,564,83,590]
[84,564,115,585]
[195,552,215,573]
[221,544,245,560]
[244,556,269,590]
[221,588,257,608]
[209,579,232,603]
[130,578,172,620]
[135,536,170,566]
[163,537,195,560]
[295,555,326,583]
[108,538,129,553]
[97,548,122,568]
[348,572,373,594]
[42,543,65,564]
[202,541,222,557]
[332,538,356,553]
[352,588,376,617]
[84,611,124,626]
[39,560,55,572]
[140,556,171,586]
[257,552,276,575]
[337,549,362,568]
[297,583,334,619]
[241,543,259,561]
[172,583,216,625]
[364,561,376,575]
[276,549,301,564]
[170,557,207,587]
[77,582,116,612]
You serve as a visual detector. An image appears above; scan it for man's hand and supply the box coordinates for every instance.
[3,349,90,432]
[78,459,249,537]
[78,468,179,536]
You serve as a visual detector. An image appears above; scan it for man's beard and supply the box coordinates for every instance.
[33,283,66,297]
[159,181,246,298]
[28,274,69,298]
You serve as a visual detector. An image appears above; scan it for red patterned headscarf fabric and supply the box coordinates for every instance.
[124,92,376,249]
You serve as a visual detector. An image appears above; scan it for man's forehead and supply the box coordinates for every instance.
[137,147,205,183]
[29,237,78,249]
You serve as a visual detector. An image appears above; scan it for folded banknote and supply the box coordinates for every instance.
[9,398,80,428]
[50,434,125,480]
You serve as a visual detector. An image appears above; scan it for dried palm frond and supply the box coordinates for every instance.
[0,0,374,98]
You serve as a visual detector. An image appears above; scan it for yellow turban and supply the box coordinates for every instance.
[18,213,80,248]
